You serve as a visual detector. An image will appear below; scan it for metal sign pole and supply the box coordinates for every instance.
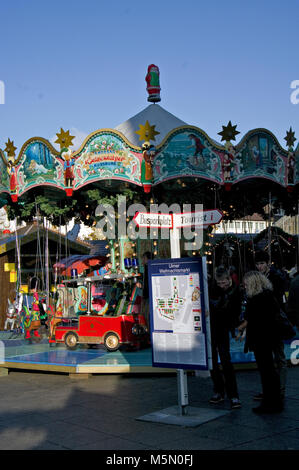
[137,211,230,427]
[170,227,189,416]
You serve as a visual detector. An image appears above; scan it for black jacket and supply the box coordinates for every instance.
[267,267,286,309]
[142,264,149,300]
[287,274,299,328]
[209,282,242,338]
[244,289,280,352]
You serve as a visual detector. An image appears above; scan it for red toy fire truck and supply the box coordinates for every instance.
[50,274,149,351]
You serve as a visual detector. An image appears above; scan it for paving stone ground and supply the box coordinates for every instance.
[0,366,298,451]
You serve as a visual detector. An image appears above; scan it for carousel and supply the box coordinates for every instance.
[0,64,298,375]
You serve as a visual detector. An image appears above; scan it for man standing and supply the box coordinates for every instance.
[255,251,286,309]
[141,251,154,330]
[287,267,299,329]
[209,266,242,409]
[255,251,287,400]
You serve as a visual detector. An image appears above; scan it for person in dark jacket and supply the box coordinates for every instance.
[141,251,154,329]
[255,251,286,308]
[255,251,287,399]
[209,266,242,409]
[287,268,299,329]
[238,271,283,414]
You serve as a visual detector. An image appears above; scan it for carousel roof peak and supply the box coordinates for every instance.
[114,103,188,147]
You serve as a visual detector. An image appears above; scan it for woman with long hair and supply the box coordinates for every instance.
[238,271,283,414]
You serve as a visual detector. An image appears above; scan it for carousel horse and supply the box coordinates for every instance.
[4,299,17,330]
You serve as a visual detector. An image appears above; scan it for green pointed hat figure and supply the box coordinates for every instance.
[218,121,240,191]
[135,120,159,193]
[285,127,297,190]
[5,138,18,202]
[55,128,75,196]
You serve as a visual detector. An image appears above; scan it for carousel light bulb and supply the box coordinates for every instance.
[192,252,196,256]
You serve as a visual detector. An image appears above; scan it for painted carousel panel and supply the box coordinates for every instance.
[73,132,142,189]
[153,129,223,185]
[17,140,64,195]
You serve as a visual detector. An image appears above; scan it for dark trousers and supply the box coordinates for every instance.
[210,331,239,399]
[254,343,282,408]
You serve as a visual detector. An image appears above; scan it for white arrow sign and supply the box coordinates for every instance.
[133,209,223,229]
[133,212,173,229]
[173,209,223,228]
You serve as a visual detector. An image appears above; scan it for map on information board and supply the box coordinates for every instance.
[148,257,211,370]
[153,272,202,334]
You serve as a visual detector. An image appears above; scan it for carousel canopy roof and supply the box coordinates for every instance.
[54,253,106,275]
[0,223,90,254]
[114,104,187,146]
[0,65,298,215]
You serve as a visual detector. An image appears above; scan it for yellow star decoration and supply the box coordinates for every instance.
[135,120,160,143]
[55,128,75,150]
[4,138,17,158]
[284,127,296,149]
[218,121,240,142]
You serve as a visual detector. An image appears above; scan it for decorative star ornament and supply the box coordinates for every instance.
[284,127,296,149]
[4,138,17,158]
[218,121,240,142]
[135,120,160,142]
[55,128,75,150]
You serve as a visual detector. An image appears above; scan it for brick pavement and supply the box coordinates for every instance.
[0,366,298,451]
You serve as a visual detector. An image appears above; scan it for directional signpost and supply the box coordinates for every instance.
[133,209,223,230]
[173,209,223,229]
[136,208,229,426]
[133,211,173,229]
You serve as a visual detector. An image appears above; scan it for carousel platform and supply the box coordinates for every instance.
[0,331,165,375]
[0,330,298,376]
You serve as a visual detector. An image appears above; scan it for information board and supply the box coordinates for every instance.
[148,257,211,370]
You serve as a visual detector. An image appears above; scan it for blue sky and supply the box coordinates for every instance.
[0,0,299,152]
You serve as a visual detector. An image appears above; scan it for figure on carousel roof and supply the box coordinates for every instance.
[145,64,161,103]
